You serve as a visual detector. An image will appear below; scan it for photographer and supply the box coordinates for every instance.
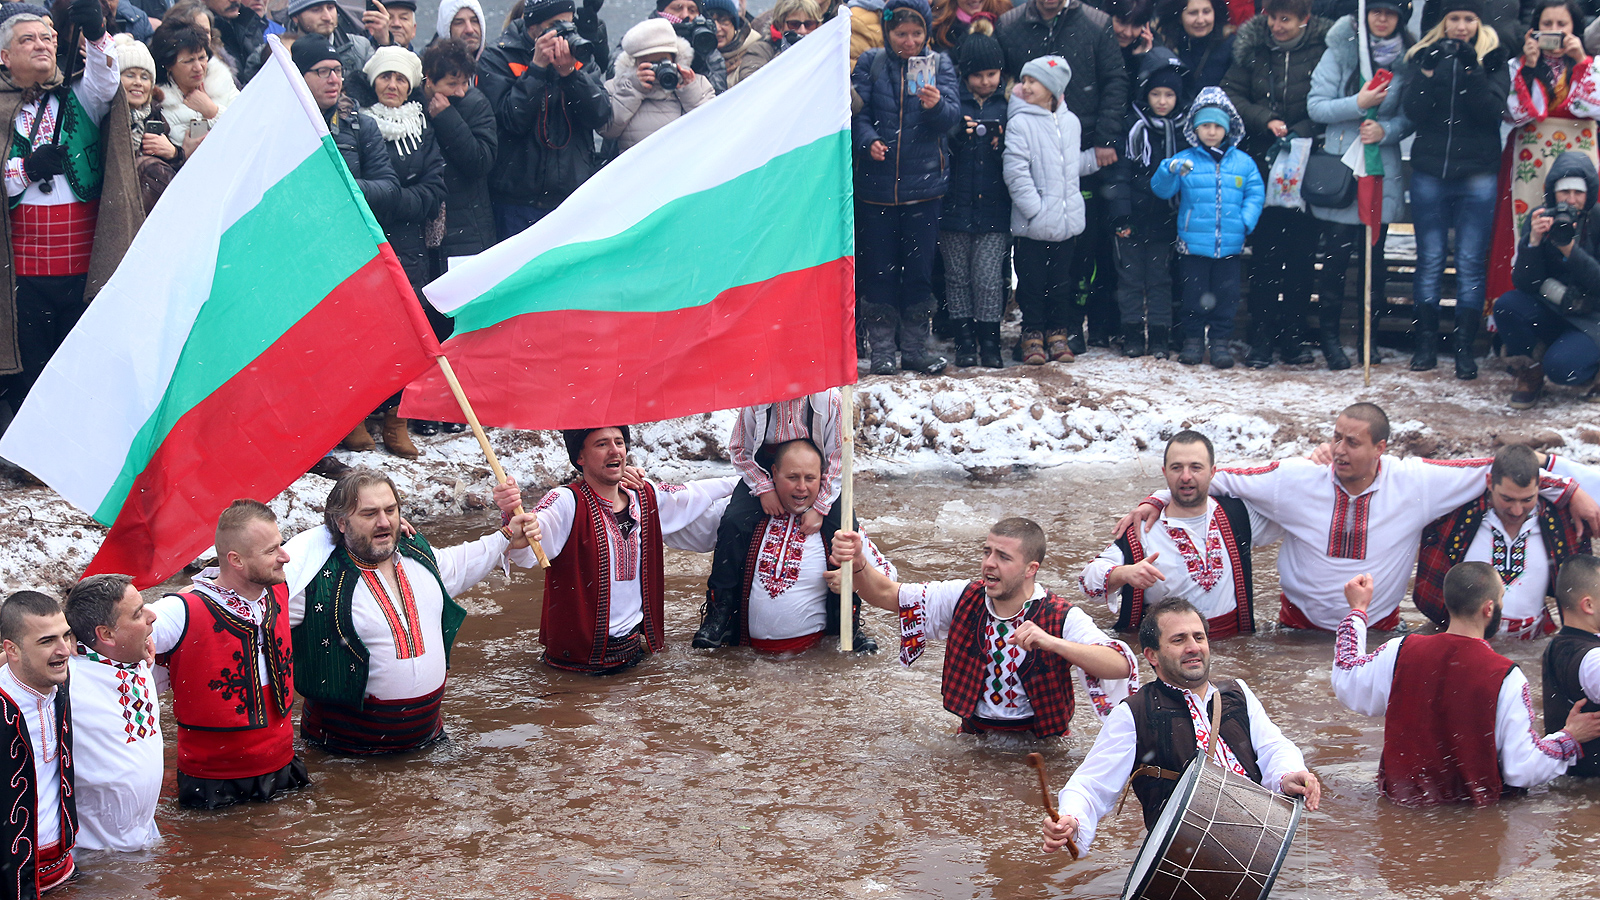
[478,0,611,239]
[732,0,821,85]
[1494,151,1600,408]
[648,0,728,93]
[599,18,713,154]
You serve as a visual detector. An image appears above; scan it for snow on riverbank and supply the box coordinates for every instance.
[3,350,1598,594]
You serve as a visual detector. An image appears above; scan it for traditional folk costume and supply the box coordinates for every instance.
[283,526,520,756]
[1152,457,1575,631]
[1333,609,1585,806]
[150,574,307,809]
[895,580,1138,737]
[1079,497,1279,638]
[1545,452,1600,499]
[1542,624,1600,777]
[0,665,75,895]
[1489,49,1600,301]
[517,476,738,673]
[1415,495,1583,637]
[66,648,159,851]
[1057,678,1308,852]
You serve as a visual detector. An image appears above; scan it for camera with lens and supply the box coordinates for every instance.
[780,29,803,47]
[972,119,1004,138]
[651,59,681,90]
[549,19,596,67]
[675,15,718,58]
[1549,201,1580,246]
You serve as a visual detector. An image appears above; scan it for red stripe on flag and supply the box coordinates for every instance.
[400,256,858,430]
[1358,176,1383,235]
[87,247,442,588]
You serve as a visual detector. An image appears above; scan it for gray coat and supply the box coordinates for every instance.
[1003,94,1099,241]
[1306,15,1411,225]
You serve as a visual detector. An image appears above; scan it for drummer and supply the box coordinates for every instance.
[1041,598,1321,854]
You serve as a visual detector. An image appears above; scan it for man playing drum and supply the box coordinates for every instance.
[1041,598,1321,854]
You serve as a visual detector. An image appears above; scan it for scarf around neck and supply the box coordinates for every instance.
[366,100,425,154]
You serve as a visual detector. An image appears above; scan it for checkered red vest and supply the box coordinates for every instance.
[941,581,1076,737]
[1415,494,1583,627]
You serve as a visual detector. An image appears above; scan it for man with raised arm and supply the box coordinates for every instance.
[1040,598,1320,855]
[830,518,1138,737]
[1333,564,1600,806]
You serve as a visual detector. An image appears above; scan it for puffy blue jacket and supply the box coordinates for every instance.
[1150,145,1264,258]
[940,82,1011,233]
[851,47,962,205]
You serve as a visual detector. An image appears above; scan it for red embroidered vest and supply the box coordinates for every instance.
[1380,633,1515,807]
[541,481,665,670]
[941,581,1076,737]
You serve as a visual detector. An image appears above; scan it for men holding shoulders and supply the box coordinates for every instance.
[1415,444,1586,637]
[0,591,76,893]
[62,574,161,852]
[831,517,1138,737]
[282,468,540,755]
[1543,555,1600,777]
[1333,564,1600,807]
[1041,598,1320,854]
[1080,430,1277,637]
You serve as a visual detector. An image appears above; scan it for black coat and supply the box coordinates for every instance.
[367,113,447,292]
[1164,29,1233,97]
[996,0,1129,150]
[1400,42,1510,180]
[941,83,1011,233]
[1513,151,1600,345]
[479,23,613,208]
[1221,14,1332,166]
[428,86,498,262]
[215,7,268,77]
[329,97,402,214]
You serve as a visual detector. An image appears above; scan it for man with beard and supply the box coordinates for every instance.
[831,518,1138,738]
[282,468,540,756]
[1040,598,1320,854]
[1333,563,1600,807]
[149,500,306,809]
[0,591,76,892]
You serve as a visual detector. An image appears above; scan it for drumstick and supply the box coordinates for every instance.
[1026,752,1081,860]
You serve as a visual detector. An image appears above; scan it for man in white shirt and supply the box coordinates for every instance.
[830,518,1138,738]
[62,574,160,852]
[0,590,76,892]
[1042,598,1320,854]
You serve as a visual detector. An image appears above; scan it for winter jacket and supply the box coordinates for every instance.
[997,0,1129,149]
[733,34,785,85]
[849,0,885,65]
[1164,29,1234,96]
[158,57,240,146]
[1220,14,1332,167]
[1400,37,1511,179]
[216,7,269,79]
[110,2,152,42]
[942,82,1011,233]
[365,106,447,290]
[600,42,716,153]
[427,85,498,262]
[479,22,613,208]
[1151,87,1263,257]
[851,46,962,204]
[1512,150,1600,344]
[327,95,402,215]
[1104,53,1191,238]
[1305,15,1411,224]
[720,24,764,84]
[1003,94,1100,241]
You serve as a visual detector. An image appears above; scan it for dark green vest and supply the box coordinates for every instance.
[8,87,102,207]
[292,533,467,708]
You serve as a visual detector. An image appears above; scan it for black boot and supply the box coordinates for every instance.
[1179,336,1204,365]
[976,321,1003,368]
[1246,323,1275,369]
[1454,308,1481,380]
[1278,327,1314,365]
[953,318,978,367]
[1148,326,1170,360]
[692,590,740,648]
[1410,303,1438,371]
[898,316,948,374]
[1122,323,1146,358]
[1318,300,1349,369]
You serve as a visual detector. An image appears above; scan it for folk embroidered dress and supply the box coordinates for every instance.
[67,649,161,851]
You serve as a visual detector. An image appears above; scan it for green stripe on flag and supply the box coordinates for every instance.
[450,130,853,333]
[93,135,387,523]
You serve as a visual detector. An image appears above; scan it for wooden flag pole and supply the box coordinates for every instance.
[838,383,856,652]
[435,355,550,568]
[1363,225,1374,387]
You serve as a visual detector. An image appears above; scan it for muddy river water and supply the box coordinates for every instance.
[64,463,1600,900]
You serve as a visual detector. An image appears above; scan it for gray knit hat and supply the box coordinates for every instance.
[1020,55,1071,98]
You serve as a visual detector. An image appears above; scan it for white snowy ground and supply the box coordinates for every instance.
[3,343,1597,595]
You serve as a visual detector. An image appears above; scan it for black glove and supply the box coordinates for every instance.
[22,144,68,183]
[70,0,105,42]
[581,0,602,10]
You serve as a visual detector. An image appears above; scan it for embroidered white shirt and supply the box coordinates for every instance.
[67,652,161,851]
[150,576,270,685]
[1463,509,1551,630]
[0,665,61,846]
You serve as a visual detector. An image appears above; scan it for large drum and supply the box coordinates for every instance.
[1120,757,1303,900]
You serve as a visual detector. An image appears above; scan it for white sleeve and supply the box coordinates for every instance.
[434,530,513,597]
[1549,455,1600,501]
[507,488,576,568]
[898,579,969,640]
[663,496,728,553]
[1208,459,1303,515]
[1061,606,1139,719]
[1581,647,1600,702]
[1245,500,1285,546]
[1056,702,1137,854]
[728,405,770,494]
[1330,611,1401,717]
[73,33,120,122]
[654,476,740,535]
[148,594,189,655]
[858,532,897,579]
[813,389,844,513]
[1078,541,1126,606]
[1497,667,1581,788]
[1237,679,1308,792]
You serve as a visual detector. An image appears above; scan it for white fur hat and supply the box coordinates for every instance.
[622,18,678,58]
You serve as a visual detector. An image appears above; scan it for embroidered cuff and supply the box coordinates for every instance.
[1558,730,1582,760]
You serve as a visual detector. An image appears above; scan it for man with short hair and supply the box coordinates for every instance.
[1334,563,1600,806]
[206,0,268,74]
[63,573,160,852]
[1041,598,1320,854]
[1415,444,1586,637]
[149,499,307,809]
[282,468,540,755]
[381,0,417,49]
[1081,430,1278,637]
[832,518,1138,737]
[248,0,376,96]
[0,590,76,892]
[1545,555,1600,777]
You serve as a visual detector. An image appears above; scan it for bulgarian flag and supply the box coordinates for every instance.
[1355,69,1393,235]
[400,13,855,429]
[0,36,442,588]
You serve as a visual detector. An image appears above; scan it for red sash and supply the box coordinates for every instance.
[750,631,824,655]
[10,199,98,276]
[1279,592,1399,631]
[36,839,73,893]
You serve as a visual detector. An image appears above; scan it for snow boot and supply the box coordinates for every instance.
[1278,327,1314,365]
[1453,308,1481,380]
[953,319,978,367]
[976,321,1003,369]
[1209,340,1234,369]
[692,589,740,648]
[865,304,898,375]
[1320,314,1350,370]
[1122,323,1146,358]
[898,317,948,374]
[1021,331,1047,365]
[1410,303,1438,371]
[1148,326,1170,360]
[342,419,376,452]
[1246,323,1274,369]
[1179,336,1204,366]
[1047,330,1075,363]
[1507,356,1544,409]
[382,409,419,459]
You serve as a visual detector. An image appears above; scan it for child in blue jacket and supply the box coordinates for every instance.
[1150,86,1263,369]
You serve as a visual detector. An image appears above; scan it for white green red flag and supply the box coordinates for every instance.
[0,37,442,588]
[400,13,856,429]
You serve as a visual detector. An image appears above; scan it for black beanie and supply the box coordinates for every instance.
[1143,65,1183,98]
[1436,0,1483,19]
[563,426,632,468]
[955,30,1005,77]
[524,0,576,25]
[291,34,340,74]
